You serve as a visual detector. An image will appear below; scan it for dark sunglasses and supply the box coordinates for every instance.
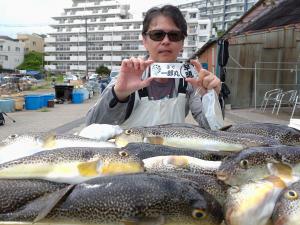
[144,30,185,42]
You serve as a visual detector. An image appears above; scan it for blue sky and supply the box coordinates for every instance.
[0,0,192,38]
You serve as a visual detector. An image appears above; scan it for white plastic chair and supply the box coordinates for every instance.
[291,95,300,119]
[272,90,298,115]
[260,88,282,112]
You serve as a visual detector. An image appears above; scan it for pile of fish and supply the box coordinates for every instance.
[0,122,300,225]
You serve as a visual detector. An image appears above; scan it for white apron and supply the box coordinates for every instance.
[121,92,187,129]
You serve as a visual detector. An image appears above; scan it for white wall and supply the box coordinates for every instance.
[0,38,24,70]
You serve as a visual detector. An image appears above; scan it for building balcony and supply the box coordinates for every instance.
[70,46,86,52]
[111,56,122,61]
[45,37,56,43]
[103,36,112,41]
[70,65,86,71]
[103,55,112,61]
[70,56,86,61]
[112,35,122,41]
[112,46,122,51]
[70,36,86,42]
[138,45,146,51]
[44,46,56,52]
[103,46,112,51]
[184,40,197,47]
[44,56,56,61]
[226,0,244,6]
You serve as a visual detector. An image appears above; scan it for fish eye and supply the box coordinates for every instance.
[9,134,18,139]
[285,190,298,200]
[192,209,207,219]
[119,151,129,157]
[239,159,249,169]
[125,129,132,135]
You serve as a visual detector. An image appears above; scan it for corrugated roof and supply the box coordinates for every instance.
[223,0,300,37]
[0,36,18,42]
[243,0,300,32]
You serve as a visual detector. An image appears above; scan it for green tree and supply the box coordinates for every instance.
[17,51,44,71]
[96,65,111,78]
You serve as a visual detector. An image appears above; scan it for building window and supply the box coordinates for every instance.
[92,9,98,13]
[199,36,207,42]
[0,45,3,51]
[190,13,197,18]
[199,24,207,30]
[8,46,10,51]
[33,41,36,46]
[15,47,20,52]
[91,18,97,22]
[5,56,8,61]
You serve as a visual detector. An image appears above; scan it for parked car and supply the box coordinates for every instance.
[108,70,119,82]
[63,75,78,83]
[88,74,98,81]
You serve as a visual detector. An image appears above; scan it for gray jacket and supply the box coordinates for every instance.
[86,75,211,129]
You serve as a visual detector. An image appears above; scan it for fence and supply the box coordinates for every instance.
[225,61,300,109]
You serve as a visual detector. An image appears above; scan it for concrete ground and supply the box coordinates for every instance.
[1,91,297,141]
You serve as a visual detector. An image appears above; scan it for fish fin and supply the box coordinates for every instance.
[265,175,287,188]
[122,216,165,225]
[77,160,99,176]
[41,132,57,148]
[145,137,164,145]
[267,162,293,181]
[33,184,75,223]
[219,124,233,131]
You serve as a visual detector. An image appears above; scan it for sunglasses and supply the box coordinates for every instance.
[144,30,185,42]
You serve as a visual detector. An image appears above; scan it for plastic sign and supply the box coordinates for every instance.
[150,63,198,78]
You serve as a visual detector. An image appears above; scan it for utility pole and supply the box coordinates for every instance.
[85,17,89,80]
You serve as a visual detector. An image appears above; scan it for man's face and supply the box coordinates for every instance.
[143,15,185,63]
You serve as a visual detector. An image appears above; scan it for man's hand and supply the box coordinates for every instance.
[185,59,221,95]
[114,57,154,101]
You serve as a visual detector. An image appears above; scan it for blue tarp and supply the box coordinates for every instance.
[26,70,44,80]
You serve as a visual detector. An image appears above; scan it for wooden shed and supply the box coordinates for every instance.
[194,0,300,108]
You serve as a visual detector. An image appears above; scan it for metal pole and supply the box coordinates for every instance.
[254,62,257,109]
[296,64,298,85]
[85,17,89,80]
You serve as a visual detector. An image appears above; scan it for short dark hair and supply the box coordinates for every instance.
[142,5,187,37]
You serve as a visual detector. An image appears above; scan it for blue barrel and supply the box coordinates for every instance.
[25,95,42,110]
[74,88,89,100]
[41,93,55,107]
[72,92,84,104]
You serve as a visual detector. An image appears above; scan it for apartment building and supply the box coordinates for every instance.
[0,36,25,70]
[17,33,45,53]
[44,0,212,74]
[179,0,258,31]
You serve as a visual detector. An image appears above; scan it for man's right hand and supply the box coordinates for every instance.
[114,57,154,101]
